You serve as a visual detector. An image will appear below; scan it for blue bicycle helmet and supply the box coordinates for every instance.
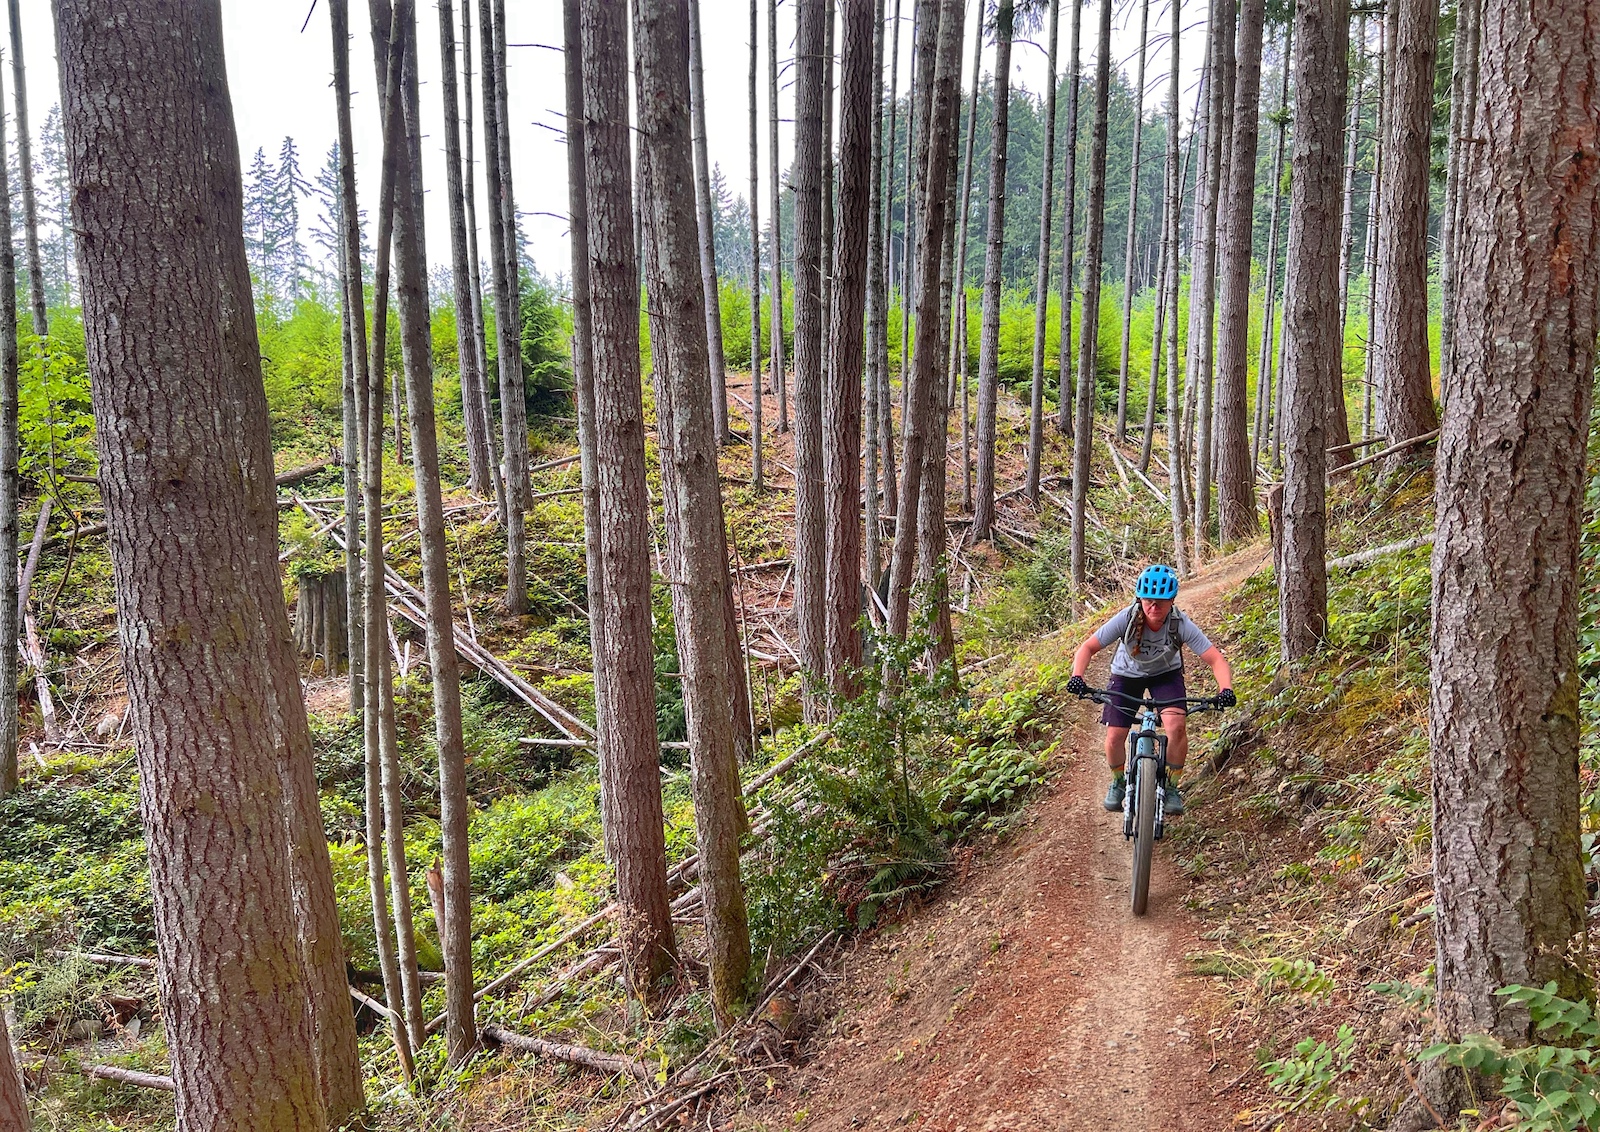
[1135,563,1179,600]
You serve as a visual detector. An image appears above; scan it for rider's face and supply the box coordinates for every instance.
[1140,597,1172,623]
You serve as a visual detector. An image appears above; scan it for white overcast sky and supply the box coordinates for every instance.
[14,0,1217,283]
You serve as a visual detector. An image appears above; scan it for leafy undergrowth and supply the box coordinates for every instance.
[1166,465,1461,1130]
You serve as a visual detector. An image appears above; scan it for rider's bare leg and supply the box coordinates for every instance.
[1162,708,1188,770]
[1105,726,1131,770]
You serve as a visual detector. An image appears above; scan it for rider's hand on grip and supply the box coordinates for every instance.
[1215,688,1236,709]
[1067,675,1089,698]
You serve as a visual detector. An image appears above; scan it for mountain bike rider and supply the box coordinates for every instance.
[1064,564,1236,817]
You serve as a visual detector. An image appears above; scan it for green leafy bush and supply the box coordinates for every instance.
[1423,984,1600,1132]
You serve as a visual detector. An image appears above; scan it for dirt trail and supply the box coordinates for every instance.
[745,547,1269,1132]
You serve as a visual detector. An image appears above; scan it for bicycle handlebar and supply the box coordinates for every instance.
[1077,685,1227,714]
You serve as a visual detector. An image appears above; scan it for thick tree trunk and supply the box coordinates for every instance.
[886,0,960,640]
[579,0,679,991]
[1211,0,1264,545]
[749,0,766,490]
[7,0,44,336]
[1056,0,1083,434]
[1114,0,1151,443]
[1069,0,1112,594]
[821,0,836,390]
[1277,0,1346,662]
[1428,0,1597,1079]
[381,0,477,1064]
[1371,0,1439,456]
[56,2,355,1123]
[768,0,789,433]
[480,0,529,613]
[969,0,1011,543]
[363,4,429,1060]
[824,0,873,698]
[331,0,413,1080]
[688,0,733,445]
[633,0,752,1021]
[792,0,829,712]
[1025,0,1060,502]
[460,0,504,518]
[437,0,496,499]
[1436,0,1478,404]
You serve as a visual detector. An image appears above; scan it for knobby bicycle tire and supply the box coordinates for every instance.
[1131,759,1158,915]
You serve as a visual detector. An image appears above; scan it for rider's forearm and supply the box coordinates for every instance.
[1072,637,1101,677]
[1209,653,1233,690]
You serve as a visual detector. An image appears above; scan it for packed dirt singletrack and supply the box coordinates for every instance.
[740,549,1269,1132]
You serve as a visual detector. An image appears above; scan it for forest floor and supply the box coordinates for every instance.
[731,546,1274,1132]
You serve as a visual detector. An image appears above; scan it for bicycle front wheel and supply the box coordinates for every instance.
[1130,760,1158,916]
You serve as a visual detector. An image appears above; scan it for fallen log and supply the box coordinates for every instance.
[296,497,592,740]
[1327,535,1434,570]
[85,1065,174,1093]
[484,1024,654,1084]
[41,521,106,550]
[48,949,155,970]
[274,460,331,488]
[1329,429,1440,476]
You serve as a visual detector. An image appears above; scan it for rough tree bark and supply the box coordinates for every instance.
[480,0,529,612]
[385,0,479,1064]
[633,0,752,1021]
[1277,0,1346,662]
[1025,0,1060,502]
[886,0,960,640]
[688,0,733,445]
[792,0,829,711]
[579,0,679,991]
[1114,0,1151,443]
[1336,15,1364,340]
[1418,6,1599,1122]
[1057,0,1083,434]
[7,0,45,336]
[55,1,358,1123]
[969,0,1012,543]
[1371,0,1439,456]
[1069,0,1113,594]
[1211,0,1264,544]
[824,0,874,697]
[437,0,496,498]
[0,1009,27,1129]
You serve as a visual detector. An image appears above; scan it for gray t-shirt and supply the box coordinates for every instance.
[1094,605,1214,679]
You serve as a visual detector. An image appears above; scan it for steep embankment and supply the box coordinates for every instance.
[736,547,1272,1132]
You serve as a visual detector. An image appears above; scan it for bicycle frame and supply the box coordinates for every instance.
[1123,704,1170,841]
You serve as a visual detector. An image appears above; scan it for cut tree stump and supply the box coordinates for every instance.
[293,569,348,674]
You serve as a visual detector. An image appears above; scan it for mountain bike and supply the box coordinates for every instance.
[1080,686,1226,916]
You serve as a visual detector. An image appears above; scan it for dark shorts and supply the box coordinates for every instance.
[1101,669,1188,728]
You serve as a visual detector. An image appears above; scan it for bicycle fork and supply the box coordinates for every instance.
[1123,727,1169,841]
